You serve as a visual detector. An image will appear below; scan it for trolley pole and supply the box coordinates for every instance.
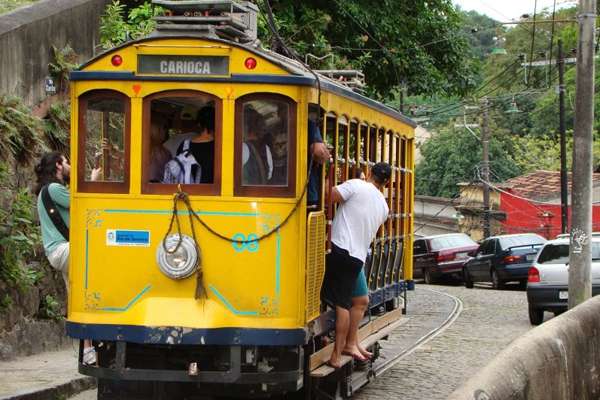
[558,40,568,234]
[569,0,596,309]
[481,97,491,239]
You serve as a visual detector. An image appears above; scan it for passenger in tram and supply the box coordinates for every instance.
[148,117,171,183]
[270,131,288,185]
[242,106,273,185]
[163,106,215,184]
[321,162,391,368]
[307,119,330,205]
[162,105,199,157]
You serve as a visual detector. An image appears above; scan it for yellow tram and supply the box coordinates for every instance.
[66,1,416,398]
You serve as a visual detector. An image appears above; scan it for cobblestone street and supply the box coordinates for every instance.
[355,282,537,400]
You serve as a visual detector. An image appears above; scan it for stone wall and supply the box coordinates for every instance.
[0,0,110,106]
[0,262,70,360]
[448,295,600,400]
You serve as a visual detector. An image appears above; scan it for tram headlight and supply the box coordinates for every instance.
[156,234,198,279]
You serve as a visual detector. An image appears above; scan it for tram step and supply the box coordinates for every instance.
[310,308,406,378]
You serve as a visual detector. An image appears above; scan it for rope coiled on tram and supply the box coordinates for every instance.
[161,158,315,299]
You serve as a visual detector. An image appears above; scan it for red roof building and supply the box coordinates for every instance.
[500,170,600,238]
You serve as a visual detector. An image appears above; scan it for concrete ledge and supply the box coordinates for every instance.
[448,295,600,400]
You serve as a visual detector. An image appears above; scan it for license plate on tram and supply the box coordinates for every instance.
[559,291,569,300]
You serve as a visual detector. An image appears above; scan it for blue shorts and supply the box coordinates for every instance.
[352,267,368,297]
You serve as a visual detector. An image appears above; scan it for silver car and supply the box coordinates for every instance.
[526,237,600,325]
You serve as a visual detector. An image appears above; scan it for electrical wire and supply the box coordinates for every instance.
[329,0,403,102]
[527,0,539,86]
[423,58,522,116]
[547,0,558,79]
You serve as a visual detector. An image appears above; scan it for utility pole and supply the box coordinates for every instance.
[569,0,596,309]
[558,40,569,234]
[481,97,491,238]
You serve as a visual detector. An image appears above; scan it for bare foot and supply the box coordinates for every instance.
[327,356,343,369]
[342,346,368,361]
[358,344,373,359]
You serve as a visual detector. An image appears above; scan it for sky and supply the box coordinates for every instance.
[452,0,577,21]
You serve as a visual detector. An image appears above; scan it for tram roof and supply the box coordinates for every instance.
[75,36,417,128]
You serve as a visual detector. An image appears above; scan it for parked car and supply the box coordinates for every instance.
[527,237,600,325]
[413,233,479,284]
[463,233,546,289]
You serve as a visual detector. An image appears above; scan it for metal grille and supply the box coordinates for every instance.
[306,211,326,322]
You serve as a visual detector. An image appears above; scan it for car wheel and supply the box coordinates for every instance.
[463,268,474,288]
[424,268,435,284]
[519,279,528,290]
[529,305,544,325]
[491,269,505,290]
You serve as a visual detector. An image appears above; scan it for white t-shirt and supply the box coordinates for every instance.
[331,179,389,263]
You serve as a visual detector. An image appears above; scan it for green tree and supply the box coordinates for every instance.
[416,125,521,198]
[256,0,479,99]
[99,1,163,49]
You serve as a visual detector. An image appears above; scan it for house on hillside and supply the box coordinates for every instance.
[456,170,600,241]
[413,195,459,237]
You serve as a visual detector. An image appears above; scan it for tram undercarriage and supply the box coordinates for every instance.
[84,294,404,400]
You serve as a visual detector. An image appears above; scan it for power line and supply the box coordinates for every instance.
[527,0,539,86]
[329,0,403,96]
[547,0,558,79]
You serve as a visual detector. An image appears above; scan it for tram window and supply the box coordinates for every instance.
[141,91,221,195]
[235,94,296,197]
[78,90,130,193]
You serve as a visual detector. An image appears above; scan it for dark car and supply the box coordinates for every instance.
[463,233,546,289]
[413,233,479,284]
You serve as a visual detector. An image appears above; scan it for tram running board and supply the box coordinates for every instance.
[310,308,406,378]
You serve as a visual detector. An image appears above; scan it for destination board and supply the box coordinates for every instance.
[138,55,229,76]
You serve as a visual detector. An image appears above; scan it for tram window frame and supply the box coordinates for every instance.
[77,90,131,194]
[141,90,222,195]
[234,93,297,198]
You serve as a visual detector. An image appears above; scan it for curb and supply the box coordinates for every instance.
[1,377,96,400]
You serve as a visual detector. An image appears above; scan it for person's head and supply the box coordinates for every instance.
[244,106,265,140]
[272,132,287,160]
[34,151,70,194]
[355,169,366,180]
[150,118,167,145]
[369,162,391,187]
[197,106,215,134]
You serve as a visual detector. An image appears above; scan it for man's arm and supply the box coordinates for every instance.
[329,180,356,204]
[330,187,345,204]
[308,120,330,164]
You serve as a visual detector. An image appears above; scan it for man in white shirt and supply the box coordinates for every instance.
[321,162,391,368]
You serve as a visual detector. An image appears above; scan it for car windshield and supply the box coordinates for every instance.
[500,234,545,250]
[430,235,475,250]
[538,242,600,264]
